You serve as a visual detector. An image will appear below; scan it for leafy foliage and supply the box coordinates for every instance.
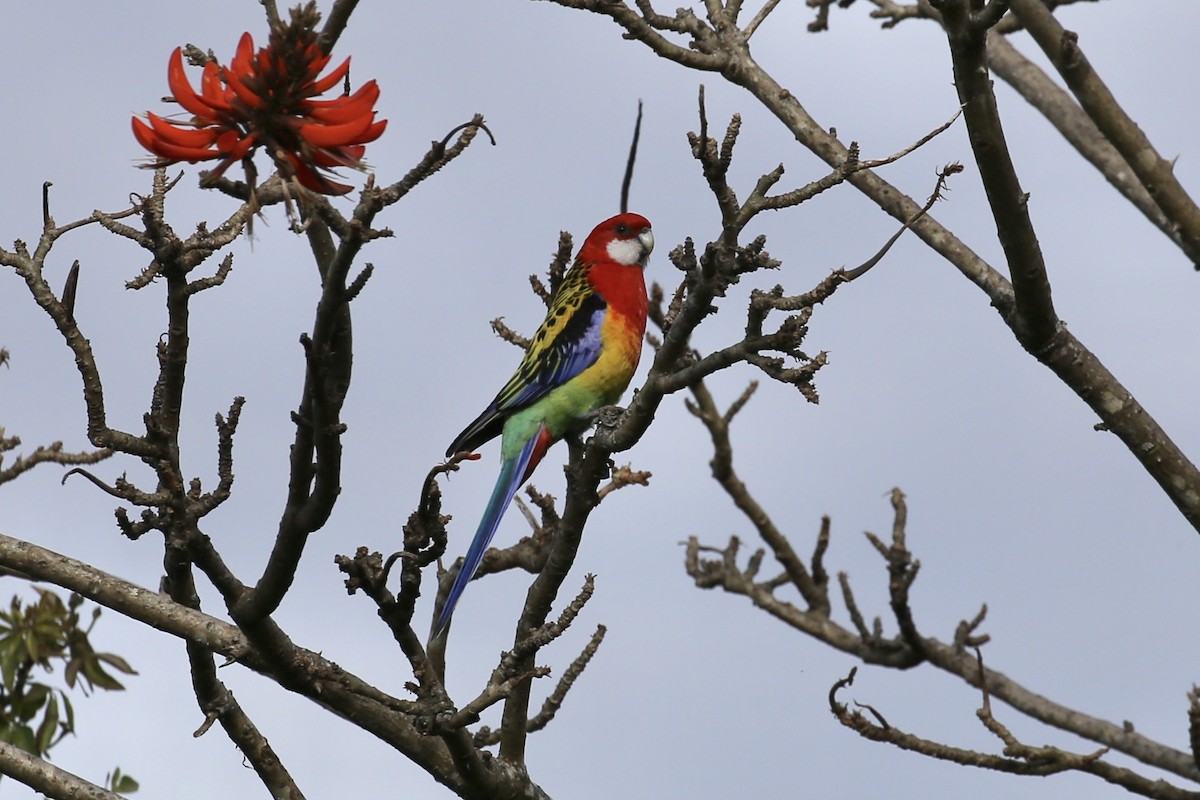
[0,586,136,785]
[106,766,140,795]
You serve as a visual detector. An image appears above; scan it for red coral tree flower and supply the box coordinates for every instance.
[132,3,386,196]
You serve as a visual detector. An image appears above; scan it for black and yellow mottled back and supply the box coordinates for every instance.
[446,262,607,456]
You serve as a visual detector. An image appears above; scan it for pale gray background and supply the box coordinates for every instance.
[1,2,1197,798]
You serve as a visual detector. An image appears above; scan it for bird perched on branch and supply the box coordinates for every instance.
[435,212,654,637]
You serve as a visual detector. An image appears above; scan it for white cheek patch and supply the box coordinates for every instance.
[606,236,646,266]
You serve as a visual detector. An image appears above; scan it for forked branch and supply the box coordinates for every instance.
[683,375,1200,794]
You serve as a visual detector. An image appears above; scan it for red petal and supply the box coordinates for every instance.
[231,32,256,77]
[298,113,374,149]
[215,129,257,160]
[225,71,264,110]
[215,129,240,150]
[307,50,332,79]
[167,48,218,119]
[309,57,351,95]
[311,145,365,169]
[358,118,387,144]
[146,112,220,148]
[131,116,161,152]
[132,117,220,162]
[303,80,380,125]
[199,61,234,113]
[285,152,353,195]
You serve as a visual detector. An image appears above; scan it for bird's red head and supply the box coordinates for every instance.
[581,212,654,268]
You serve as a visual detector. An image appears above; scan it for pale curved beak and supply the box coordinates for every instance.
[638,228,655,256]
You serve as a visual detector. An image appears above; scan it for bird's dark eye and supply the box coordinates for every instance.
[615,223,629,236]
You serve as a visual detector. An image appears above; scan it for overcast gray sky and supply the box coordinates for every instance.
[2,1,1199,798]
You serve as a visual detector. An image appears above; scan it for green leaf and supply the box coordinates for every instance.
[14,683,50,722]
[35,695,58,755]
[21,630,38,663]
[0,589,136,764]
[108,768,139,794]
[64,655,79,689]
[81,658,125,692]
[0,638,21,691]
[6,723,37,754]
[95,652,137,677]
[59,693,75,732]
[24,682,49,706]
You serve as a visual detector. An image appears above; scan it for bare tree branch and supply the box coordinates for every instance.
[0,741,125,800]
[933,0,1057,348]
[0,430,111,485]
[682,375,1200,789]
[828,647,1200,799]
[984,33,1192,259]
[1007,0,1200,268]
[542,0,1200,537]
[234,119,490,623]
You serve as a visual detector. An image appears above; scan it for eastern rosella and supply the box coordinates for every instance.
[435,212,654,636]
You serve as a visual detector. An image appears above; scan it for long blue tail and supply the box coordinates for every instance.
[434,436,539,637]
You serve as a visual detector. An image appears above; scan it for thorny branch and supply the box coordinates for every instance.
[6,1,1196,799]
[827,651,1200,799]
[1,3,506,795]
[0,427,111,486]
[982,32,1190,257]
[541,0,1200,534]
[683,376,1200,794]
[523,4,1200,792]
[354,70,953,778]
[1004,0,1200,267]
[0,531,487,793]
[603,86,959,461]
[829,665,1112,779]
[407,75,954,774]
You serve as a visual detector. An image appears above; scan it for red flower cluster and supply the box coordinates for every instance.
[132,8,386,196]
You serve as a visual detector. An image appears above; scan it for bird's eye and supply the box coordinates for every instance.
[615,223,629,236]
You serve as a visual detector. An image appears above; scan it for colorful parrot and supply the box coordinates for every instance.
[434,212,654,636]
